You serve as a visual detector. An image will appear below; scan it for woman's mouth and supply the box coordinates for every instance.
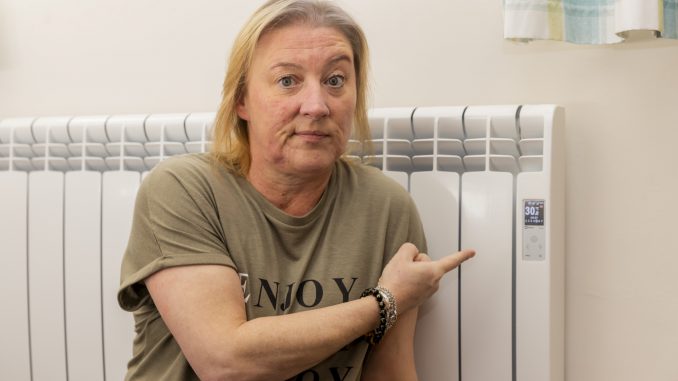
[294,130,330,142]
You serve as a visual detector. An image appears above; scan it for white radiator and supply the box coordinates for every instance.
[0,105,564,381]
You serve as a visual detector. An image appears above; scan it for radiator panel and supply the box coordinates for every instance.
[64,171,105,381]
[460,171,514,381]
[28,171,68,381]
[0,172,31,381]
[411,171,461,381]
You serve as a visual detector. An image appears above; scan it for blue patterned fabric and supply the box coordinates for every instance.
[665,0,678,38]
[504,0,678,44]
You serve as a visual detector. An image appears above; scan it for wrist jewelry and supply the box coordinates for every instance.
[361,286,398,345]
[375,285,397,331]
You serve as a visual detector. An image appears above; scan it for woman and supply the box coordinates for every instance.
[118,1,475,380]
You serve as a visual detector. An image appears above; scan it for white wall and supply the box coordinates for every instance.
[1,1,677,380]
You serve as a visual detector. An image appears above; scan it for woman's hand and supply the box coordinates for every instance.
[379,243,475,313]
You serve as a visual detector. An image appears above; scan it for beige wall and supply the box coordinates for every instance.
[1,1,677,380]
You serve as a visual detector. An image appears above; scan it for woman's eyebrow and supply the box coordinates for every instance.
[325,54,352,68]
[269,62,303,71]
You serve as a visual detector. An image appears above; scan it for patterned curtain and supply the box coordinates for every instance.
[504,0,678,44]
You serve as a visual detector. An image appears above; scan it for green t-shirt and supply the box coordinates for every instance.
[118,153,427,381]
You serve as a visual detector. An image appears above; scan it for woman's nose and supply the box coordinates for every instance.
[299,83,330,120]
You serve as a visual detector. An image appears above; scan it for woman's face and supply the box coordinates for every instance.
[237,24,357,179]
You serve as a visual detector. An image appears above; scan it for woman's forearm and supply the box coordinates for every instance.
[221,297,379,381]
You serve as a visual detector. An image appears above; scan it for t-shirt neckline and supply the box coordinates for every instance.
[237,163,339,227]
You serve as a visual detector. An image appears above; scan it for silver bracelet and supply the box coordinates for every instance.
[375,285,397,331]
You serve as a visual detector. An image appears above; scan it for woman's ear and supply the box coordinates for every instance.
[236,96,250,121]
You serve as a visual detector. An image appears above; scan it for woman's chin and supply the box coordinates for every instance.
[285,153,340,176]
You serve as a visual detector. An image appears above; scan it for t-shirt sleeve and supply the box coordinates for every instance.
[118,157,235,311]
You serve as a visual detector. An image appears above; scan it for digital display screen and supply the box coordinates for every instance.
[524,199,545,226]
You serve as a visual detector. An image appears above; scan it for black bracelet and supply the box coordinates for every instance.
[361,287,388,345]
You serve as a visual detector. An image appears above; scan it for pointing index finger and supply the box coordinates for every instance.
[438,249,476,272]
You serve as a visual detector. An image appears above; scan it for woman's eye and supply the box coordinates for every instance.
[326,75,345,88]
[278,76,296,88]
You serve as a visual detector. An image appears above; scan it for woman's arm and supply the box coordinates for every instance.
[146,264,379,381]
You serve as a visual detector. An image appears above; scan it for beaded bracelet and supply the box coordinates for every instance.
[360,286,397,345]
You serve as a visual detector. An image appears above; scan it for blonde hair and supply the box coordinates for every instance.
[211,0,370,175]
